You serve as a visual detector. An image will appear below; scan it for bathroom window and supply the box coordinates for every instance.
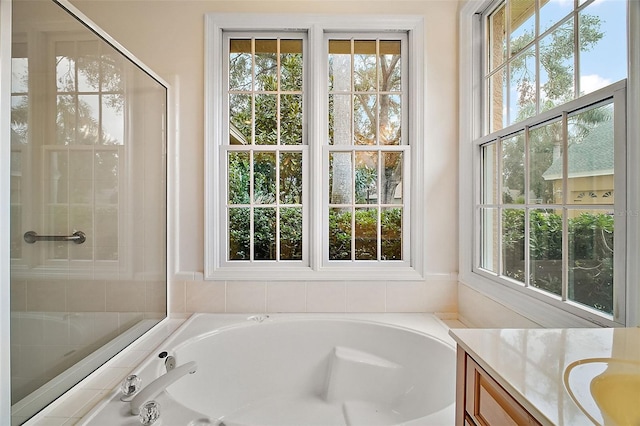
[205,15,423,280]
[472,0,629,325]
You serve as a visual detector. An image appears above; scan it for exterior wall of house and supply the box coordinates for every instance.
[551,175,614,205]
[68,0,462,315]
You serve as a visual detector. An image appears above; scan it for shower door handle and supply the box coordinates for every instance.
[24,230,86,244]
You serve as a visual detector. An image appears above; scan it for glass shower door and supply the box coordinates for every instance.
[10,0,168,423]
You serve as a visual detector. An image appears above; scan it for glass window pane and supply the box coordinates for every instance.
[229,94,251,145]
[509,0,535,57]
[488,3,507,72]
[488,69,507,133]
[382,152,403,205]
[355,207,377,260]
[481,142,499,204]
[479,207,499,273]
[329,152,353,204]
[228,151,250,204]
[539,19,574,111]
[100,50,124,93]
[379,94,401,145]
[95,206,118,257]
[254,207,276,260]
[355,151,377,204]
[354,94,376,145]
[255,39,277,91]
[77,41,101,92]
[578,2,627,96]
[45,151,68,203]
[280,207,302,260]
[328,40,351,92]
[229,207,250,260]
[280,39,303,91]
[279,151,302,204]
[540,0,573,35]
[12,57,29,93]
[502,132,525,204]
[329,94,352,146]
[379,40,401,91]
[229,39,252,91]
[530,119,562,204]
[253,152,276,204]
[56,95,76,145]
[566,102,614,205]
[381,207,402,260]
[102,94,124,145]
[353,40,376,92]
[55,44,76,92]
[77,94,100,144]
[568,209,614,314]
[329,207,351,260]
[11,95,29,145]
[254,94,277,145]
[530,208,563,297]
[509,45,537,124]
[502,208,525,283]
[280,94,302,145]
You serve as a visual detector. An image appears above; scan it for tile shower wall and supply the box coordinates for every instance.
[170,277,458,315]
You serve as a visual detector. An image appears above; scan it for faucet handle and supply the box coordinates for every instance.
[139,400,161,425]
[120,375,142,401]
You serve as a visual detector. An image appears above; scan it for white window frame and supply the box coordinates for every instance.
[205,14,425,281]
[459,0,640,327]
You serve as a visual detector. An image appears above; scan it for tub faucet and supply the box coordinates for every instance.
[130,361,198,415]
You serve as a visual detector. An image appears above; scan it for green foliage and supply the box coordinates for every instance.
[502,209,614,313]
[328,208,402,260]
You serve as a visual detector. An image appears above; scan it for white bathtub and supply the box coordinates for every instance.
[80,313,457,426]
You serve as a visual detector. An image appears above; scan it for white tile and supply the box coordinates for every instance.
[185,281,225,313]
[266,282,306,312]
[423,279,458,313]
[385,281,428,312]
[226,282,266,313]
[346,282,386,312]
[306,282,346,312]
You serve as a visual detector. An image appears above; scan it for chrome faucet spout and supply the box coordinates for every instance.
[130,361,198,415]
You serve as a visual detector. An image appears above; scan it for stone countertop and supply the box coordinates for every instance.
[449,327,640,426]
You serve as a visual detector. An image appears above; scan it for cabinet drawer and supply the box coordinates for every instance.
[465,355,541,426]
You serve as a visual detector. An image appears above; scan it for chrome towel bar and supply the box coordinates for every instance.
[24,230,86,244]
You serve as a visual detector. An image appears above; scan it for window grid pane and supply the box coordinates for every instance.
[478,98,617,317]
[327,37,406,263]
[484,0,627,134]
[226,37,305,263]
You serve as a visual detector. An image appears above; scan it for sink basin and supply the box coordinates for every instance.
[564,358,640,425]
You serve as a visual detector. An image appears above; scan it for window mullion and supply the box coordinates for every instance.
[561,111,569,302]
[524,126,531,288]
[497,136,504,277]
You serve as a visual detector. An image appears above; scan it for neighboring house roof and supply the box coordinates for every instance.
[542,119,614,181]
[230,122,248,145]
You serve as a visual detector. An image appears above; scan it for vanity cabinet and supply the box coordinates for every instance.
[456,348,542,426]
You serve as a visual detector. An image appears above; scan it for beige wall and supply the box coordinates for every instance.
[70,0,461,315]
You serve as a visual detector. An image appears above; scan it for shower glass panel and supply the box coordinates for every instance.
[10,0,168,423]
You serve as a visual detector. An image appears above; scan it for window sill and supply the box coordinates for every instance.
[204,265,426,282]
[459,270,621,328]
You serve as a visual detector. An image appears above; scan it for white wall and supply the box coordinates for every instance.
[68,0,461,315]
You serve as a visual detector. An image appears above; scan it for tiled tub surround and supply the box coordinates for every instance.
[79,313,458,425]
[170,276,459,315]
